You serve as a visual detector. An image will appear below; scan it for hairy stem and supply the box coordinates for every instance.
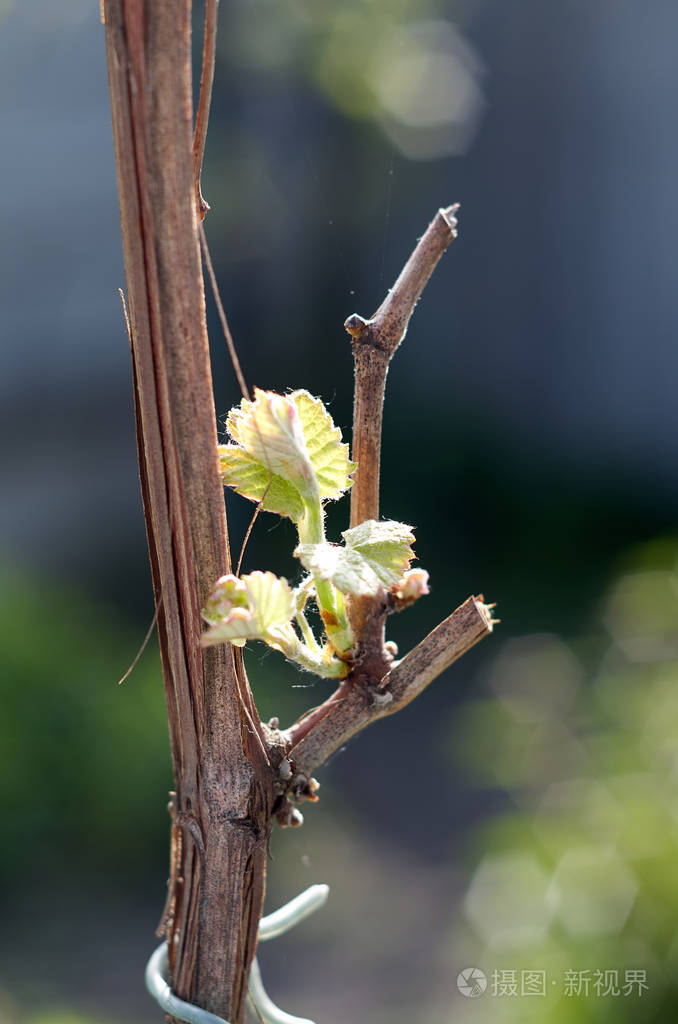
[295,608,321,653]
[298,500,353,655]
[289,642,349,678]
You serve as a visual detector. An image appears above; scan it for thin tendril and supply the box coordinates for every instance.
[236,481,270,577]
[199,222,249,401]
[118,595,163,685]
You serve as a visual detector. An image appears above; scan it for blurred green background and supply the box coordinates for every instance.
[2,0,678,1021]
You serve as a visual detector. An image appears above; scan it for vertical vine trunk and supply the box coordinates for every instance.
[104,5,492,1017]
[104,2,271,1019]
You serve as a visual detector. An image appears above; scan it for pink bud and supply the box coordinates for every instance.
[391,568,430,607]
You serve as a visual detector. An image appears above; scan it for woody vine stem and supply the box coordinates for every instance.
[104,1,496,1021]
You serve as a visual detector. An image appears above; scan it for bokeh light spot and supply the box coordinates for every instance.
[368,21,486,160]
[464,852,554,949]
[604,571,678,662]
[549,847,637,938]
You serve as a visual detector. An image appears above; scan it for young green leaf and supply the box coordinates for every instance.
[218,446,306,522]
[343,519,415,573]
[220,389,355,521]
[293,390,356,501]
[296,519,416,597]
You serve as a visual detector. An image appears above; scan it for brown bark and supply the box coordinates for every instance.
[104,3,271,1020]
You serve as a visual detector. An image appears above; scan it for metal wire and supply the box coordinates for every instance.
[257,884,328,942]
[145,884,330,1024]
[145,943,228,1024]
[247,959,315,1024]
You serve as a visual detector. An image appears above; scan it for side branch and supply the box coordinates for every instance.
[285,596,493,777]
[346,205,458,530]
[381,596,494,708]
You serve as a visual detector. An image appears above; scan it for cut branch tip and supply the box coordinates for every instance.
[473,596,497,632]
[440,203,460,232]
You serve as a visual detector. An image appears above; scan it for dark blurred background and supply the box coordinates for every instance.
[2,1,678,1022]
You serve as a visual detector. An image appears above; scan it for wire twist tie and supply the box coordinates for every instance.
[145,883,329,1024]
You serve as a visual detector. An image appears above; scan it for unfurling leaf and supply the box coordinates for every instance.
[201,570,348,678]
[296,519,416,597]
[227,389,317,498]
[220,389,355,521]
[201,571,296,651]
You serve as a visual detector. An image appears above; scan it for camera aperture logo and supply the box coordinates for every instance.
[457,967,487,998]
